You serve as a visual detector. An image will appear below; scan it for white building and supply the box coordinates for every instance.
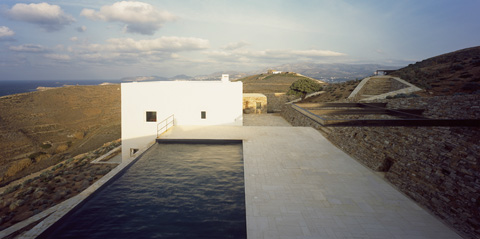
[121,79,243,160]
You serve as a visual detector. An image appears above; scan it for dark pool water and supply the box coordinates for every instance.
[41,143,246,239]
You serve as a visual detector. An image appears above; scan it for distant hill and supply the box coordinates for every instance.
[120,76,168,82]
[234,72,326,93]
[188,63,399,83]
[170,74,193,81]
[193,71,249,81]
[262,63,399,82]
[391,46,480,96]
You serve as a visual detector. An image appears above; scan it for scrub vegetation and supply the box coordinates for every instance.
[0,140,120,230]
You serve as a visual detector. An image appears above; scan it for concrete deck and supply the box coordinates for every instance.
[161,117,461,238]
[243,113,292,127]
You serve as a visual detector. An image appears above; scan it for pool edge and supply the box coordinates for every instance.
[19,141,157,239]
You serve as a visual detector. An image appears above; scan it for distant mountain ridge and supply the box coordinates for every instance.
[122,63,400,83]
[261,63,400,82]
[193,63,399,82]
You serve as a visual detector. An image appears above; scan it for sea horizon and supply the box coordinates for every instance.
[0,79,123,97]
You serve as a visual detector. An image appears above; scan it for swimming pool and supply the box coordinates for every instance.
[40,142,246,239]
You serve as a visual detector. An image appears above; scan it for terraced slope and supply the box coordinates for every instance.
[235,72,325,93]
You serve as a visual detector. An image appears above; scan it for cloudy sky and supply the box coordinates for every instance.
[0,0,479,80]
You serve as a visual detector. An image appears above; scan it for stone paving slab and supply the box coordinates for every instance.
[243,113,292,127]
[161,125,462,239]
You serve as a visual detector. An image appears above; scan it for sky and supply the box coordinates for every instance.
[0,0,479,80]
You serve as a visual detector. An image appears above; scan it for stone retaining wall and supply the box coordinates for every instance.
[383,94,480,119]
[281,94,480,238]
[264,93,296,113]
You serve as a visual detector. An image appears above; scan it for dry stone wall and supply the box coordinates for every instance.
[264,93,297,113]
[382,94,480,119]
[281,94,480,238]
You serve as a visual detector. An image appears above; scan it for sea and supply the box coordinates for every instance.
[0,80,124,97]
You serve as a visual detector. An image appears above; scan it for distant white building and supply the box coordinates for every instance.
[268,69,282,74]
[121,77,243,160]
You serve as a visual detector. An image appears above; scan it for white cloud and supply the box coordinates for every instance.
[76,25,87,32]
[86,37,209,52]
[0,26,15,38]
[80,1,177,35]
[70,37,78,42]
[6,3,75,31]
[9,44,48,53]
[66,36,209,66]
[290,50,346,57]
[222,41,250,50]
[208,48,346,62]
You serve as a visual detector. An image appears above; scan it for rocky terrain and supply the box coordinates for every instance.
[301,46,480,103]
[390,46,480,96]
[0,84,120,186]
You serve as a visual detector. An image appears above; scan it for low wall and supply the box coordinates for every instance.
[264,93,296,113]
[243,94,267,114]
[281,94,480,238]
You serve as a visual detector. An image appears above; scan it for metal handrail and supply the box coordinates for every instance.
[157,114,174,137]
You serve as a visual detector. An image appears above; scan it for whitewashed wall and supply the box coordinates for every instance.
[121,81,243,160]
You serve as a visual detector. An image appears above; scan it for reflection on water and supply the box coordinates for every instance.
[42,143,246,239]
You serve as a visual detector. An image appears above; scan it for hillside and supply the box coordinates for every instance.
[0,85,120,186]
[263,63,399,82]
[234,72,326,93]
[302,80,361,103]
[391,46,480,96]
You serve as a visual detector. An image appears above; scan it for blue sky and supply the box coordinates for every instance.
[0,0,479,80]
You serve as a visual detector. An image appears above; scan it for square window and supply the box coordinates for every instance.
[146,111,157,122]
[201,111,206,119]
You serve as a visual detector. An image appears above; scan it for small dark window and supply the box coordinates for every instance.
[130,148,139,156]
[256,102,262,109]
[146,111,157,122]
[201,111,206,119]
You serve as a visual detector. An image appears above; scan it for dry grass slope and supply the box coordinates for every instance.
[0,85,121,186]
[302,80,361,103]
[391,46,480,96]
[235,72,326,93]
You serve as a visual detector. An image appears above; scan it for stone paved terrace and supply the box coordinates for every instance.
[243,113,292,127]
[160,114,462,239]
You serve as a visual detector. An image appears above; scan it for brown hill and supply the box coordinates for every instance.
[235,72,326,93]
[0,85,120,186]
[391,46,480,96]
[303,46,480,103]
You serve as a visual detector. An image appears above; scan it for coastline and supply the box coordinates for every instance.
[0,80,122,97]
